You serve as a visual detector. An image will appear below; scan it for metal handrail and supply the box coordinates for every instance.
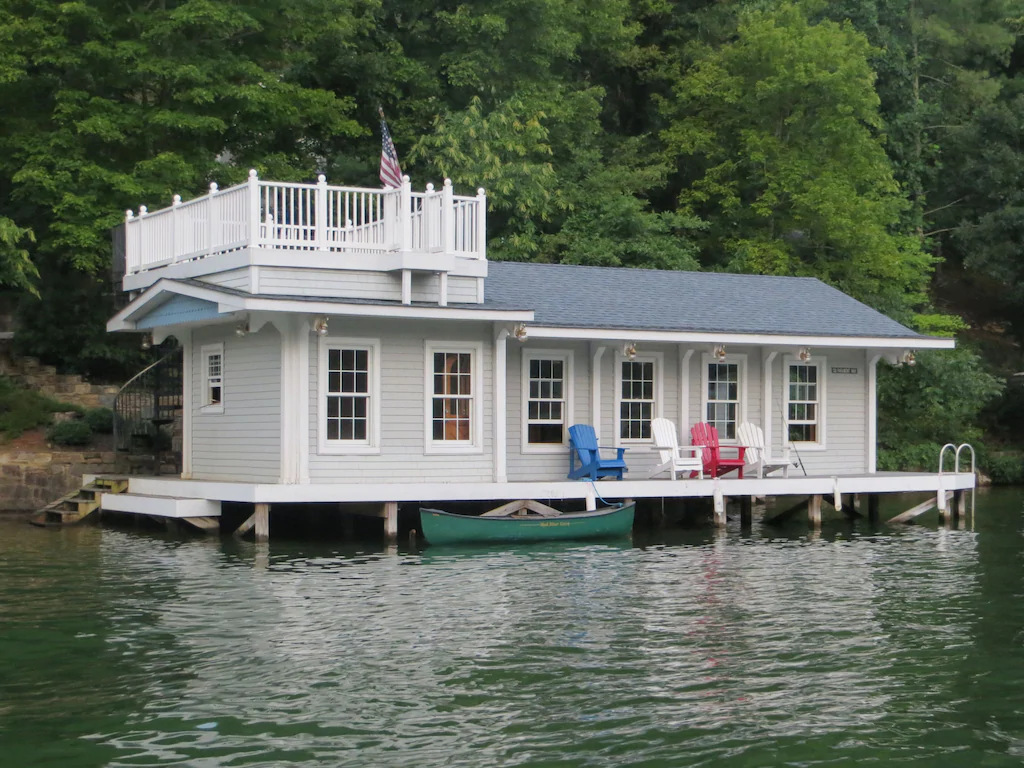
[938,442,957,474]
[114,347,181,397]
[955,443,975,474]
[113,346,183,470]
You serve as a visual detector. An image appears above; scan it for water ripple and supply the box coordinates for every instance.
[3,495,1024,766]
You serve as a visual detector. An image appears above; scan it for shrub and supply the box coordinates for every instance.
[985,452,1024,486]
[0,375,79,439]
[46,419,93,446]
[84,407,114,434]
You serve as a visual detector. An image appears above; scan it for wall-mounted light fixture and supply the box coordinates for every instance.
[513,322,528,342]
[313,316,329,336]
[902,350,916,367]
[798,347,812,362]
[140,333,153,350]
[235,318,250,337]
[623,342,637,361]
[713,344,727,362]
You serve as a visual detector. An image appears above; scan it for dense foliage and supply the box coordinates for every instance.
[0,0,1021,473]
[0,375,80,439]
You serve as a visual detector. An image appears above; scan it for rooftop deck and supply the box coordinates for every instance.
[123,172,486,281]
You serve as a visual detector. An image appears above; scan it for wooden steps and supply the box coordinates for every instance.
[30,476,129,527]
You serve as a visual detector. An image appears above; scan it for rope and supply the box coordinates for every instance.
[588,481,618,509]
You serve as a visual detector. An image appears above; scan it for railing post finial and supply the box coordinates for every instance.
[173,195,181,206]
[209,182,219,194]
[426,182,434,193]
[249,168,259,179]
[125,209,134,220]
[139,205,147,216]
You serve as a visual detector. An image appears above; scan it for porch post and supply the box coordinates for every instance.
[494,327,509,483]
[763,351,778,453]
[180,329,193,479]
[278,316,311,484]
[296,320,310,484]
[679,347,694,442]
[591,344,606,441]
[866,353,882,473]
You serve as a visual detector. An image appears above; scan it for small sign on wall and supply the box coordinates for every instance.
[831,366,859,375]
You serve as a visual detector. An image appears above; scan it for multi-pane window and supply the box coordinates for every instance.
[527,358,566,445]
[620,360,655,440]
[201,344,224,412]
[787,363,820,443]
[326,348,370,442]
[432,351,473,442]
[706,362,739,439]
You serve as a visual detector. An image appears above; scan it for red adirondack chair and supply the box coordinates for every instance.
[690,423,746,478]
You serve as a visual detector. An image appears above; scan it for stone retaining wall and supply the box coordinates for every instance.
[0,348,120,410]
[0,450,119,511]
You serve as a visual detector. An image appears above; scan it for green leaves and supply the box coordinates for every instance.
[0,217,37,295]
[662,2,933,315]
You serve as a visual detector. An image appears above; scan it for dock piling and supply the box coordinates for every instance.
[254,503,270,542]
[740,497,753,528]
[809,495,822,529]
[383,501,398,541]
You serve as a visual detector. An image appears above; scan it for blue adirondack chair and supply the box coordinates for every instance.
[568,424,628,480]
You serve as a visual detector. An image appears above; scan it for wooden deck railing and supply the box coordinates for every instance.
[123,172,487,275]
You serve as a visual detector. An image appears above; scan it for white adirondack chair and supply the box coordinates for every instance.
[648,418,704,479]
[737,422,793,478]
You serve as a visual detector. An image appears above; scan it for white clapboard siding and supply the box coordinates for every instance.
[259,268,402,301]
[769,349,867,475]
[307,318,493,483]
[410,274,479,304]
[197,268,251,291]
[191,325,282,482]
[447,276,479,303]
[505,341,590,482]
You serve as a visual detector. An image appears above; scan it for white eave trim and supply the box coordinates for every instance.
[525,326,954,350]
[109,278,533,331]
[107,279,246,332]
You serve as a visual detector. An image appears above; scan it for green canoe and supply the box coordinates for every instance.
[419,503,635,545]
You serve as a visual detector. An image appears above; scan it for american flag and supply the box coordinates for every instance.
[378,107,403,188]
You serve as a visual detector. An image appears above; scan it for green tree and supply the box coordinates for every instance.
[411,94,702,267]
[0,0,366,374]
[877,347,1003,471]
[661,2,934,316]
[0,217,36,294]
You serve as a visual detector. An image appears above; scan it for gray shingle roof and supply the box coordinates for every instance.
[485,261,924,339]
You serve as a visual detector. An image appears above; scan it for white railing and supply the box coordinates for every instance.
[124,171,487,275]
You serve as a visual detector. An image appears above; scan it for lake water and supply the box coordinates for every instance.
[1,491,1022,767]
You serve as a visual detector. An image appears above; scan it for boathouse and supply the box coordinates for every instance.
[102,172,974,534]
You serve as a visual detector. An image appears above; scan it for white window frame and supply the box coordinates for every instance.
[425,340,484,454]
[520,349,575,454]
[614,350,664,446]
[700,353,748,442]
[200,343,224,414]
[317,336,381,455]
[783,355,826,451]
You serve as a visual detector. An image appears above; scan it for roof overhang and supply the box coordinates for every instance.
[108,279,533,333]
[524,325,955,350]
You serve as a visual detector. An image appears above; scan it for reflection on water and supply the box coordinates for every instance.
[1,492,1023,767]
